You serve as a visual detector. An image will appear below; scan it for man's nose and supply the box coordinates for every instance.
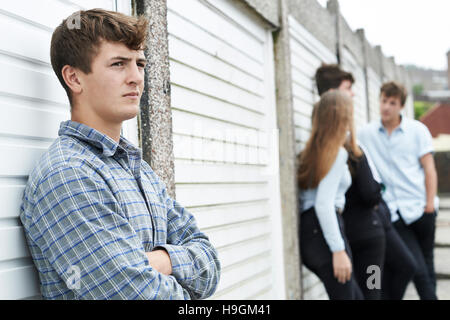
[127,64,144,86]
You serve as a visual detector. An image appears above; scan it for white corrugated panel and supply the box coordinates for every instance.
[404,93,414,120]
[341,47,368,129]
[0,0,135,300]
[168,0,284,299]
[288,15,338,300]
[367,67,382,122]
[288,15,337,155]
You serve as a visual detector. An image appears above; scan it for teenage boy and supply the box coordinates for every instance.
[358,81,438,300]
[315,65,417,300]
[19,9,220,300]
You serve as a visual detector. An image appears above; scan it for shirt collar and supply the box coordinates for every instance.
[378,115,405,133]
[58,120,141,158]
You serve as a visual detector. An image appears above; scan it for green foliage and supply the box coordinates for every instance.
[413,84,424,96]
[414,100,434,120]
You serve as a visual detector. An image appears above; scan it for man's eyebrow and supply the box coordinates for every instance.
[110,56,131,61]
[110,56,147,63]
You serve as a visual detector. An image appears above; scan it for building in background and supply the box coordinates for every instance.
[420,103,450,194]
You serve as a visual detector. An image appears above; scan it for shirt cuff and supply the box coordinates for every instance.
[154,244,195,282]
[329,240,345,253]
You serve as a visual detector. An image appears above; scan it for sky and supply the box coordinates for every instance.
[316,0,450,70]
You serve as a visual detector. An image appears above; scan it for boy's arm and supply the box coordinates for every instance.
[420,153,438,213]
[152,176,221,300]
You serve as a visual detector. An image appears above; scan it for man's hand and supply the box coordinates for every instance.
[146,249,172,275]
[424,204,435,214]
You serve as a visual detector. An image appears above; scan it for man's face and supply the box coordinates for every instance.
[380,93,403,123]
[78,41,146,124]
[338,80,355,98]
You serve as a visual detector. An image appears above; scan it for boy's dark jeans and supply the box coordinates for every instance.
[393,211,437,300]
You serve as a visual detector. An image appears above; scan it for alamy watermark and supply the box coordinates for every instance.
[66,11,81,30]
[66,265,81,290]
[366,265,381,290]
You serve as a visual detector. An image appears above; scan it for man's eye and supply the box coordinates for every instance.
[112,62,123,67]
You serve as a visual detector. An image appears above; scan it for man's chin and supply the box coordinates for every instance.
[120,104,140,120]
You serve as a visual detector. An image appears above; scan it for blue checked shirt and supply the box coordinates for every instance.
[20,120,221,300]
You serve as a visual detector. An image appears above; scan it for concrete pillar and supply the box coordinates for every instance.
[356,28,371,122]
[375,45,385,83]
[273,0,302,300]
[135,0,176,198]
[327,0,342,64]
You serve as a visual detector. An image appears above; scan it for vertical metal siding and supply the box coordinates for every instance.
[341,47,369,129]
[288,15,337,300]
[168,0,283,299]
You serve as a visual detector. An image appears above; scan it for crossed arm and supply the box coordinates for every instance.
[22,165,220,300]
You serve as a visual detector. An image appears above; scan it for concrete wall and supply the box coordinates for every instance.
[241,0,279,28]
[287,0,337,54]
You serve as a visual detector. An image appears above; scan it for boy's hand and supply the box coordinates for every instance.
[146,249,172,275]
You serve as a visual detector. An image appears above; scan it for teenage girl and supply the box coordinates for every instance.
[297,90,363,300]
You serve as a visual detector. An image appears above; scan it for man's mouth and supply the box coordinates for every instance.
[123,91,139,100]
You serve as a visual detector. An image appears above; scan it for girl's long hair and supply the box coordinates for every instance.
[297,90,362,189]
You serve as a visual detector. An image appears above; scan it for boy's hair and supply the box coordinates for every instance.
[315,64,354,96]
[50,9,149,106]
[380,81,407,106]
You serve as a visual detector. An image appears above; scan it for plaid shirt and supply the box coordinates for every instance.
[20,120,220,300]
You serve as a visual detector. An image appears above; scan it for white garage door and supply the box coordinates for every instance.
[0,0,135,300]
[288,15,338,300]
[367,67,382,122]
[341,47,369,129]
[168,0,284,299]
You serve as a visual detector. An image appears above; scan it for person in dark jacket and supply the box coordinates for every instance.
[343,150,386,299]
[315,64,417,300]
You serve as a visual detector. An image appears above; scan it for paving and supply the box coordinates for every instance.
[404,198,450,300]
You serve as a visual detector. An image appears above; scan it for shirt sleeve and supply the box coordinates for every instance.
[24,165,190,300]
[314,148,347,253]
[416,122,434,158]
[152,175,221,300]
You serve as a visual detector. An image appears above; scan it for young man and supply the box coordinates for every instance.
[19,9,220,300]
[358,81,439,300]
[314,65,417,300]
[315,63,355,98]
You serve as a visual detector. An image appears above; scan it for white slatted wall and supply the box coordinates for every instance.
[168,0,284,299]
[288,15,338,300]
[341,47,369,129]
[367,67,382,122]
[0,0,135,300]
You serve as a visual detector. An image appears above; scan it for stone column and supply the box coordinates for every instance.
[135,0,176,198]
[273,0,302,300]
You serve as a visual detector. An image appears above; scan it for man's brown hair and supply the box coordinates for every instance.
[50,9,149,105]
[380,81,407,106]
[315,63,354,96]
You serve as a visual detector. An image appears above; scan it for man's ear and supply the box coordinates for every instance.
[61,65,83,95]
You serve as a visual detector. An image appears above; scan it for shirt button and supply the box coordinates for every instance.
[313,228,318,234]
